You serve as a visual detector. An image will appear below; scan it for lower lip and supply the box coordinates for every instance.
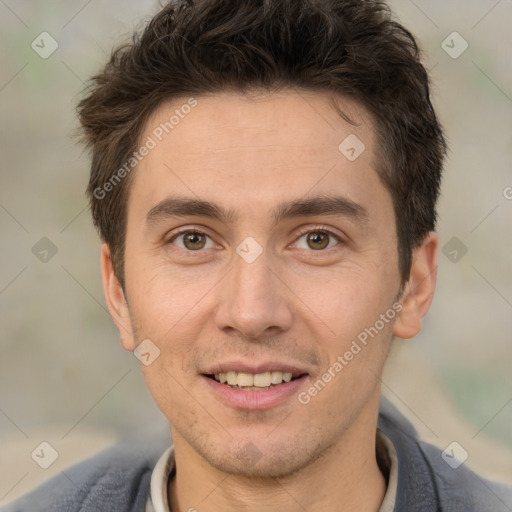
[202,375,308,410]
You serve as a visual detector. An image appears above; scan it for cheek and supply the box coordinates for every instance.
[125,257,216,340]
[294,263,396,340]
[295,266,397,401]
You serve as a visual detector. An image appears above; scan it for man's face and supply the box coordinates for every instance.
[109,90,406,477]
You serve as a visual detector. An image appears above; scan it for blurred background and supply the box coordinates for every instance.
[1,0,511,504]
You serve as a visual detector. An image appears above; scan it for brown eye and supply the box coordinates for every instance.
[170,230,213,251]
[295,229,341,251]
[306,232,330,250]
[182,232,207,250]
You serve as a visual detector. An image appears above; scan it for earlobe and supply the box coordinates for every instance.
[392,231,438,340]
[100,243,136,351]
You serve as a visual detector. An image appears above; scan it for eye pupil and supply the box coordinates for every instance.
[307,232,329,250]
[184,232,206,250]
[177,231,334,251]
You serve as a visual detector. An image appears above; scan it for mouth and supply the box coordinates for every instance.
[201,362,310,409]
[205,370,304,390]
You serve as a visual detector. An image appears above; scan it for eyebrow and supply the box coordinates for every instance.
[145,194,369,228]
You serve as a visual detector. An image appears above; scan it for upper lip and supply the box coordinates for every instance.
[203,360,310,377]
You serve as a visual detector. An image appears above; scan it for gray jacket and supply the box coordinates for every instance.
[2,398,511,511]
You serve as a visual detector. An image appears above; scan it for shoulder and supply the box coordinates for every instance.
[378,397,512,512]
[418,441,512,511]
[1,429,171,512]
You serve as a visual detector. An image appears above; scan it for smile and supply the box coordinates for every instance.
[211,371,299,390]
[203,369,308,409]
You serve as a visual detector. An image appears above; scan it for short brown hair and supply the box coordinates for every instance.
[77,0,447,288]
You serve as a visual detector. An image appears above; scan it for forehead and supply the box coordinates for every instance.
[143,89,374,156]
[128,89,390,228]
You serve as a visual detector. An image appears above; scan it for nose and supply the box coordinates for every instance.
[214,250,293,340]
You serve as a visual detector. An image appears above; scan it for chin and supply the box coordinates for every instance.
[198,437,326,480]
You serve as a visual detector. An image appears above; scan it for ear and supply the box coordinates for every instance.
[100,243,136,351]
[393,231,438,340]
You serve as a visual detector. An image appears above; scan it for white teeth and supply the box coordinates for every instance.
[253,371,272,387]
[271,371,283,384]
[237,373,254,387]
[226,371,237,386]
[213,370,297,388]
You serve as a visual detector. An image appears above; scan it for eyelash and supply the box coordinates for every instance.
[167,225,343,252]
[293,225,343,250]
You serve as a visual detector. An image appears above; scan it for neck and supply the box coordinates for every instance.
[168,401,387,512]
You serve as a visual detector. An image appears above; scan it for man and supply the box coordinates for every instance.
[3,0,511,511]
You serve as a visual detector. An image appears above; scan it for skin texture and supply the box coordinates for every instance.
[101,90,438,511]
